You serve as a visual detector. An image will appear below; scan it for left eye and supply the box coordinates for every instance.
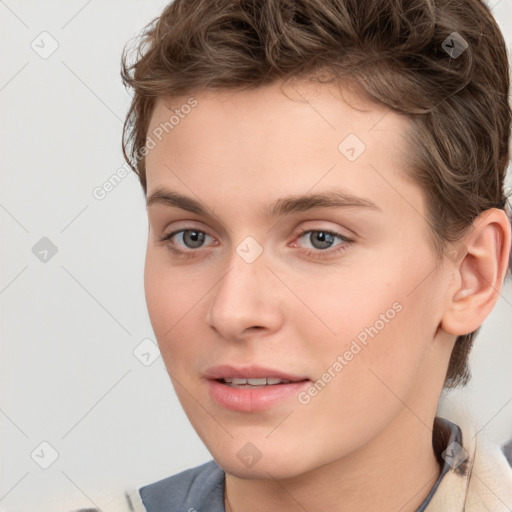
[296,230,347,250]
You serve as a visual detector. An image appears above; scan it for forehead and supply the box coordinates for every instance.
[147,80,407,153]
[144,80,421,220]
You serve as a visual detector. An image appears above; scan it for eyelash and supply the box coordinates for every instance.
[159,227,353,260]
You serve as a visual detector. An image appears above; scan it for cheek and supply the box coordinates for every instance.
[292,251,440,398]
[144,254,171,336]
[287,299,433,453]
[144,253,188,353]
[144,250,216,372]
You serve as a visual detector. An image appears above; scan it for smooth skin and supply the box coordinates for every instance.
[143,79,511,512]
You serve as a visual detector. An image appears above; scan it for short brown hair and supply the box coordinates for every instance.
[121,0,512,389]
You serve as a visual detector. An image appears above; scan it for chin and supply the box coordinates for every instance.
[206,438,320,481]
[218,455,309,481]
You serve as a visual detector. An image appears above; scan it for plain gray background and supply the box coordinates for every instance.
[0,1,511,511]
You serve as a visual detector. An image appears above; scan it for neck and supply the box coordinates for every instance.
[224,411,441,512]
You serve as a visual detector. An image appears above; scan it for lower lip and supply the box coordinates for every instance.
[207,379,310,412]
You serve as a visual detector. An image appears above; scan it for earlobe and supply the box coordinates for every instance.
[440,208,511,336]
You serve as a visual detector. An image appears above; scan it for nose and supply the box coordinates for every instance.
[205,250,284,342]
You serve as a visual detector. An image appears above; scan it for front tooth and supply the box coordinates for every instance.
[223,377,233,383]
[266,378,282,385]
[231,377,248,385]
[247,378,267,386]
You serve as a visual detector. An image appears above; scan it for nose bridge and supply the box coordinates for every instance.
[206,242,282,339]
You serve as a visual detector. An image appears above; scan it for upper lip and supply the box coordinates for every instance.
[204,364,309,382]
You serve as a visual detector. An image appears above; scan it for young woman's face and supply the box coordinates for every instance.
[144,81,455,478]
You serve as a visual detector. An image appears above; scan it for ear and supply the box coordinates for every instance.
[440,208,511,336]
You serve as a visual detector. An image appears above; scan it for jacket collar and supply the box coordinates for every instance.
[425,415,512,511]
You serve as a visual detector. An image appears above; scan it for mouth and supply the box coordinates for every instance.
[215,377,307,388]
[204,365,311,412]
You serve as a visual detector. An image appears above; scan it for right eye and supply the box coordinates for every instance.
[160,228,217,257]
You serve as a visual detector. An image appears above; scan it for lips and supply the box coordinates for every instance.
[204,365,311,412]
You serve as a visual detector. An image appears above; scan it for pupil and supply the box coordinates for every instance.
[184,231,205,248]
[312,232,333,249]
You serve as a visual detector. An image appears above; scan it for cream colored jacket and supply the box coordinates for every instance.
[424,414,512,511]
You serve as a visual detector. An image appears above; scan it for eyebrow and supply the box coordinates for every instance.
[146,186,381,217]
